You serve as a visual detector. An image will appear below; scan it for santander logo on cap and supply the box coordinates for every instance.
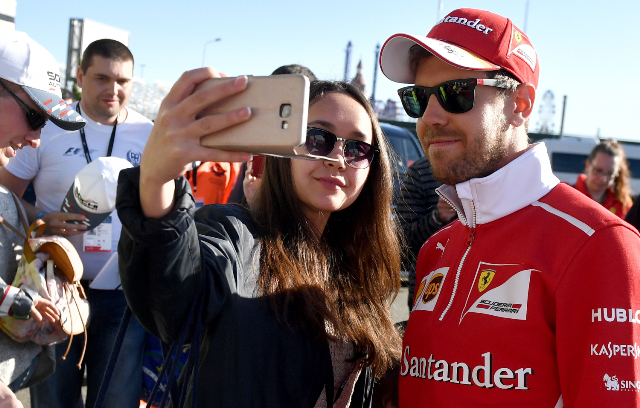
[427,8,539,88]
[434,15,496,36]
[378,8,540,87]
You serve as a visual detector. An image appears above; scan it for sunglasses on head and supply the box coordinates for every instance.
[305,127,379,169]
[0,80,47,131]
[397,78,510,118]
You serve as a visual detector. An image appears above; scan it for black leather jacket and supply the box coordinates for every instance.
[116,167,372,408]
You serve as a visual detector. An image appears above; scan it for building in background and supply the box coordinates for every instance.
[0,0,15,30]
[378,99,399,121]
[350,60,366,94]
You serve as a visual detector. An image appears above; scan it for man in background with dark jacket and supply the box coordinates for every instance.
[396,156,455,311]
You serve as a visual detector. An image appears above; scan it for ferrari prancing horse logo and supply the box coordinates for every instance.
[478,269,495,292]
[514,30,523,43]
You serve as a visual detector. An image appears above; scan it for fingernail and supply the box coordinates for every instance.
[239,107,252,119]
[234,75,248,87]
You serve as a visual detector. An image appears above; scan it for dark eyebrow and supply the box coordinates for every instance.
[308,120,369,140]
[308,119,334,129]
[93,73,132,82]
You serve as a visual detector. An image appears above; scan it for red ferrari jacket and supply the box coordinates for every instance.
[401,144,640,408]
[573,173,631,219]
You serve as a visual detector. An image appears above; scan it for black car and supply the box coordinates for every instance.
[380,122,424,198]
[380,122,424,285]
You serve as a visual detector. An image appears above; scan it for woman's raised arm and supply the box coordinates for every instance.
[139,68,252,219]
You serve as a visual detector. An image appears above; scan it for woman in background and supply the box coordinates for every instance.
[574,139,633,218]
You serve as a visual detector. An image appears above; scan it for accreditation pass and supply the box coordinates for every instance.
[83,216,112,252]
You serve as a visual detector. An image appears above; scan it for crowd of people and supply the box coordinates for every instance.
[1,6,640,408]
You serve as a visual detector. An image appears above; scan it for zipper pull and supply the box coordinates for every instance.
[466,227,475,247]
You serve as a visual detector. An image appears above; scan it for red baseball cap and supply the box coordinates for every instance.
[379,8,539,88]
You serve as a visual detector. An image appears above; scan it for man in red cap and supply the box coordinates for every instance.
[380,8,640,408]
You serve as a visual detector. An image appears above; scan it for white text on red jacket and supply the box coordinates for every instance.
[592,308,640,323]
[400,346,533,390]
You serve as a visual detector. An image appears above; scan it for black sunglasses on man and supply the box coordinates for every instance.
[398,78,511,118]
[0,79,47,131]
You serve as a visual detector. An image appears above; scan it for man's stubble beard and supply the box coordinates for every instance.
[84,96,125,123]
[423,112,511,185]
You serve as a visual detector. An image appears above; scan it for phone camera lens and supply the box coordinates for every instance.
[280,104,292,118]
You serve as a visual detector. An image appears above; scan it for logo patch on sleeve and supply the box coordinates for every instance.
[413,267,449,312]
[461,262,538,322]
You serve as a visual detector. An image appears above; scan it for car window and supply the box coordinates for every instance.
[388,136,422,168]
[381,125,423,173]
[628,159,640,179]
[551,152,588,173]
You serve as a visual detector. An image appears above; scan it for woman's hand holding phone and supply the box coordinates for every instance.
[139,68,253,219]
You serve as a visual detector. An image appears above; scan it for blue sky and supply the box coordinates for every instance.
[14,0,640,140]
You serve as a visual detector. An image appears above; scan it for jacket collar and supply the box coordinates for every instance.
[437,143,560,227]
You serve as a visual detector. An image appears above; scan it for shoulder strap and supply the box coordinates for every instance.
[10,192,28,234]
[0,214,27,240]
[0,193,27,240]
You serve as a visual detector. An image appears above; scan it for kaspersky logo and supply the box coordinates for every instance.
[592,342,640,359]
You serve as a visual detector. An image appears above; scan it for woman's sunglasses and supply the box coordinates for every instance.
[305,127,379,169]
[397,78,510,118]
[0,80,47,131]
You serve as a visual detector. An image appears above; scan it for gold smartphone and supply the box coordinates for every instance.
[198,75,335,161]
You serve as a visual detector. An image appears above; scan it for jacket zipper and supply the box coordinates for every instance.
[439,201,476,321]
[437,190,468,226]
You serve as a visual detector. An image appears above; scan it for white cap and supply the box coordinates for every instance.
[60,157,133,230]
[0,31,86,130]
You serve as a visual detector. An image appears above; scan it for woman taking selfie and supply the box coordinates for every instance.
[116,69,401,407]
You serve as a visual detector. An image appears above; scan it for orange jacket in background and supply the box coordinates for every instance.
[186,162,242,206]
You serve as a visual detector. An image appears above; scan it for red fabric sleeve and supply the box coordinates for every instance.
[555,224,640,407]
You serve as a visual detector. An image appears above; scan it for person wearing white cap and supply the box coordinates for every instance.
[0,38,152,408]
[380,7,640,408]
[0,31,85,164]
[0,30,85,408]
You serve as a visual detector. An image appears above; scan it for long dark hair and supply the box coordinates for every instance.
[251,81,401,377]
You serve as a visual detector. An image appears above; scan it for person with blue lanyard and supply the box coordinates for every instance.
[0,39,152,408]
